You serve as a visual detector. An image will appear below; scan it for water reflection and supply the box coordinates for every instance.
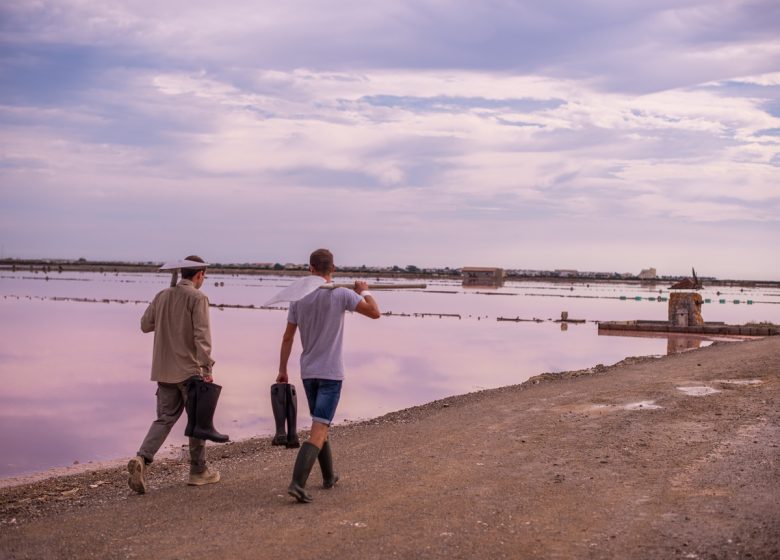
[0,272,777,479]
[667,335,703,354]
[595,329,748,355]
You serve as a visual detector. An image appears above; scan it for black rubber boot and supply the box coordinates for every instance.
[318,440,339,488]
[288,442,319,503]
[184,375,200,437]
[270,383,288,445]
[285,384,300,448]
[190,378,230,443]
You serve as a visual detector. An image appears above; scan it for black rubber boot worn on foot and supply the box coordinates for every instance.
[285,384,300,448]
[318,440,339,488]
[288,442,319,503]
[189,378,230,443]
[270,383,288,445]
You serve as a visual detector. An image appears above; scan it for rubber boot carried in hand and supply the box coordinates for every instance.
[184,376,198,437]
[288,442,319,503]
[187,377,230,443]
[318,440,339,488]
[285,384,300,448]
[270,383,288,446]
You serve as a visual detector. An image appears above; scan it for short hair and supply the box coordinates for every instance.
[181,255,206,280]
[309,249,334,275]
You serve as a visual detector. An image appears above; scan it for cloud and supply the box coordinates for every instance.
[4,1,779,86]
[0,1,779,278]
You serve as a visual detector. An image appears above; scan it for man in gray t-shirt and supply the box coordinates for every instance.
[277,249,380,503]
[287,286,362,383]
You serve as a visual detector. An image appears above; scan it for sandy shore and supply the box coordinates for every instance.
[1,336,778,559]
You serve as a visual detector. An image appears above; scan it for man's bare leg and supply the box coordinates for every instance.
[308,422,328,447]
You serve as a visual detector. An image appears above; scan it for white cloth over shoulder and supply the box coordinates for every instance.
[264,276,327,306]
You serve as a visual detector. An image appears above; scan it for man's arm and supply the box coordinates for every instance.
[193,296,216,380]
[140,298,156,332]
[354,281,381,319]
[277,322,298,383]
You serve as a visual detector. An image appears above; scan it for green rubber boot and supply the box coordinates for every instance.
[288,442,319,503]
[270,383,287,446]
[285,384,300,448]
[318,440,339,488]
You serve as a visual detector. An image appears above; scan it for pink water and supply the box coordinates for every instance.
[1,271,777,478]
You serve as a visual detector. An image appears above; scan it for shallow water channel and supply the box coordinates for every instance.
[1,271,777,479]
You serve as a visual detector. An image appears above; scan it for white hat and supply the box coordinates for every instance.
[159,259,210,271]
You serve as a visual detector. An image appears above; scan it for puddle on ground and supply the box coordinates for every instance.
[586,404,610,413]
[677,386,720,397]
[714,379,763,388]
[622,400,662,410]
[556,401,662,414]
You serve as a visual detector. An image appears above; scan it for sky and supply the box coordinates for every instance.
[0,1,779,280]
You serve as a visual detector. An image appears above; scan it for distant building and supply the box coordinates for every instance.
[462,267,504,286]
[638,267,657,279]
[555,269,578,278]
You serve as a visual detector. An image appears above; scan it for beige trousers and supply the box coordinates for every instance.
[137,381,206,474]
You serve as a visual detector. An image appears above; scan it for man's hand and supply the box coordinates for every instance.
[355,282,381,319]
[202,374,214,383]
[279,322,297,385]
[354,280,369,294]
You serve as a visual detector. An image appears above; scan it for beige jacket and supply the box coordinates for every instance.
[141,279,215,383]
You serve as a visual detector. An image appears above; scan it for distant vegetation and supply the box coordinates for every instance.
[1,258,778,287]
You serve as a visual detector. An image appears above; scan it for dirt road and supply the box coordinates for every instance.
[1,336,779,559]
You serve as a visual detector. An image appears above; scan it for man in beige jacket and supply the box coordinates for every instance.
[127,255,221,494]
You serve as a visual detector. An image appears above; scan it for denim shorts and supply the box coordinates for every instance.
[302,378,343,426]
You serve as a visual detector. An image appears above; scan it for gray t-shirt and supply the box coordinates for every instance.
[287,286,363,380]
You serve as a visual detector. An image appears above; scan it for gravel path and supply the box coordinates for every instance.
[1,336,779,559]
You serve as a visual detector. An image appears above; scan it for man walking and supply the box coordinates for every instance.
[128,255,221,494]
[277,248,380,503]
